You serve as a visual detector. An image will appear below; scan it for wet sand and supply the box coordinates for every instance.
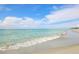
[0,29,79,54]
[1,43,79,54]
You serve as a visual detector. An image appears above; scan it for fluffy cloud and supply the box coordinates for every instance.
[2,17,22,25]
[0,5,79,29]
[19,17,39,26]
[45,5,79,24]
[0,16,42,29]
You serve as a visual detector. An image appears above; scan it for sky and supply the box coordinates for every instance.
[0,4,79,29]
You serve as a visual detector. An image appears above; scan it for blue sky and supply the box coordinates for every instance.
[0,4,63,19]
[0,4,79,29]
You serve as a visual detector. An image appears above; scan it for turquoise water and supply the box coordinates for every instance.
[0,29,65,47]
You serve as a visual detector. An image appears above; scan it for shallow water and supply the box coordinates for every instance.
[0,29,65,47]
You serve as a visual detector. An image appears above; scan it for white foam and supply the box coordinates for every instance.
[8,45,20,50]
[0,35,60,51]
[30,40,37,45]
[0,47,7,51]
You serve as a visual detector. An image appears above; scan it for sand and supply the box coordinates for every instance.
[72,29,79,32]
[0,43,79,54]
[33,45,79,54]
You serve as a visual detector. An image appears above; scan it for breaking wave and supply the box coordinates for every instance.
[0,35,61,51]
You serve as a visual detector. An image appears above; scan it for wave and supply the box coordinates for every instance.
[0,35,61,51]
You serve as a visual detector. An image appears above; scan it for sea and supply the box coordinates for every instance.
[0,29,65,48]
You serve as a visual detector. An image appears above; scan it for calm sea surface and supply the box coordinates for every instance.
[0,29,65,47]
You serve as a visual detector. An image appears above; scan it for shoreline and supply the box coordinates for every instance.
[0,29,79,53]
[0,34,61,51]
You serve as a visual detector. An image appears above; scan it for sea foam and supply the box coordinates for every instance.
[0,35,60,51]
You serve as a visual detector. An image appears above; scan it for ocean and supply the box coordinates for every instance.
[0,29,65,48]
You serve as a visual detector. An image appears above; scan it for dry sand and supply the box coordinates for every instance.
[0,44,79,54]
[72,29,79,32]
[33,44,79,54]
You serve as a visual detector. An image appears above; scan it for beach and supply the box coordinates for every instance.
[0,4,79,54]
[72,29,79,33]
[0,29,79,54]
[1,44,79,54]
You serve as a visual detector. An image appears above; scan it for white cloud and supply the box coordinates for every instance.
[0,16,42,29]
[0,5,79,29]
[20,17,39,26]
[1,17,22,26]
[45,5,79,24]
